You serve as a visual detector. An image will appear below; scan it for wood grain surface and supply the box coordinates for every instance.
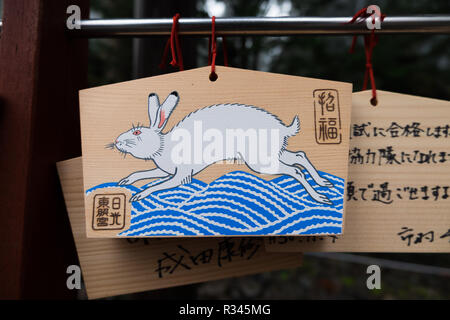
[265,90,450,252]
[57,157,302,299]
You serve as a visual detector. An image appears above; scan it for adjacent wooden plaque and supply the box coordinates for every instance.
[79,66,352,237]
[57,157,302,299]
[265,90,450,252]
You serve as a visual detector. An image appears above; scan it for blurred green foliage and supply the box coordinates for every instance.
[89,0,449,101]
[268,0,450,100]
[88,0,134,85]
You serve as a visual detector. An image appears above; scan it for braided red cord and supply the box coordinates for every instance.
[347,8,385,105]
[208,16,229,75]
[209,16,217,75]
[159,13,184,71]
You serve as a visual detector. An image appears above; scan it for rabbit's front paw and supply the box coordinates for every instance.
[118,175,136,186]
[130,189,152,202]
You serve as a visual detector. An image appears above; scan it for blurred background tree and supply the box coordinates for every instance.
[87,0,450,299]
[269,0,450,99]
[88,0,449,100]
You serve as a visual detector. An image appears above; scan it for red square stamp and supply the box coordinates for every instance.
[313,89,342,144]
[92,193,126,230]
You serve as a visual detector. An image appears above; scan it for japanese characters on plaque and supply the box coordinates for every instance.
[314,89,342,144]
[265,91,450,253]
[350,122,450,166]
[93,193,126,230]
[347,120,450,204]
[267,226,450,248]
[126,238,262,279]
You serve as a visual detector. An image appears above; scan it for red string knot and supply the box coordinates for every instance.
[159,13,184,71]
[347,7,386,106]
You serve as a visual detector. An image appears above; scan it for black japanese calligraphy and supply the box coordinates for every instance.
[92,193,126,230]
[314,89,342,144]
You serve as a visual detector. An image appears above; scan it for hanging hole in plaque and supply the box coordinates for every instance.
[370,97,378,106]
[209,72,218,82]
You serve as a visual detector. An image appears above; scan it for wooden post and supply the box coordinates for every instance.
[0,0,89,299]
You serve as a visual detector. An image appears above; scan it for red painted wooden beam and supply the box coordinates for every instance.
[0,0,89,299]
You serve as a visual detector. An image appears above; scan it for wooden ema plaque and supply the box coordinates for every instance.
[57,157,302,299]
[79,66,352,238]
[265,90,450,252]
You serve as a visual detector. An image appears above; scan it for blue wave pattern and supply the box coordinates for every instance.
[86,170,344,236]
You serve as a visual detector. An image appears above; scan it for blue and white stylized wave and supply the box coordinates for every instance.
[86,170,344,236]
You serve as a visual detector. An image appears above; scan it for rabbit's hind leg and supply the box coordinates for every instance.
[279,150,333,188]
[246,161,332,205]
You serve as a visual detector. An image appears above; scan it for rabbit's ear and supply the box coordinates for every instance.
[148,93,160,127]
[154,91,179,131]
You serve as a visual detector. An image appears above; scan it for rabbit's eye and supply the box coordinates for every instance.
[133,130,142,136]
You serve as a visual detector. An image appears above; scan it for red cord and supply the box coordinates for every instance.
[208,16,229,74]
[159,39,171,70]
[159,13,184,71]
[347,8,385,105]
[209,16,217,74]
[208,33,212,65]
[222,36,229,67]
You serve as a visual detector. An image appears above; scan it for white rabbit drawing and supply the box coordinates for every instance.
[110,91,334,204]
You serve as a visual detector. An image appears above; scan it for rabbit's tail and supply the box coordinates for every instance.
[286,115,300,137]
